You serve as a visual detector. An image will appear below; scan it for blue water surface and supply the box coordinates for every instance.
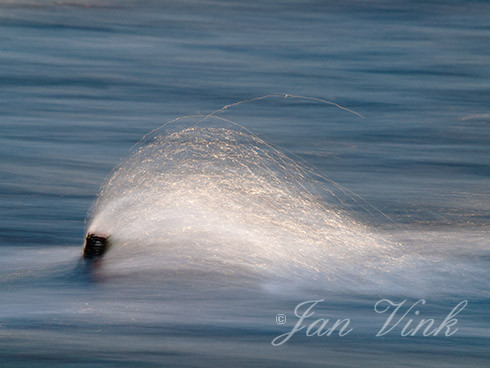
[0,1,489,367]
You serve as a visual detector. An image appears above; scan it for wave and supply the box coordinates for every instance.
[85,99,488,296]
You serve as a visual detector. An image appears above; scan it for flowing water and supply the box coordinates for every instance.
[0,1,489,367]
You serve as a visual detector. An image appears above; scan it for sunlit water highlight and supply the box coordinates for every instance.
[85,108,487,297]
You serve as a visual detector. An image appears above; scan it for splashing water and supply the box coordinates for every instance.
[85,97,487,295]
[85,120,399,290]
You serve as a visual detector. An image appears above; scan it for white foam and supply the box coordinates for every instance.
[85,111,488,296]
[86,118,410,289]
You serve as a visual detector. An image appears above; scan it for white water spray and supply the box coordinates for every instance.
[85,96,486,294]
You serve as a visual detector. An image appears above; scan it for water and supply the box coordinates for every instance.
[1,1,489,366]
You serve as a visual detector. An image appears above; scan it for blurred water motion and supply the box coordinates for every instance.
[0,1,489,366]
